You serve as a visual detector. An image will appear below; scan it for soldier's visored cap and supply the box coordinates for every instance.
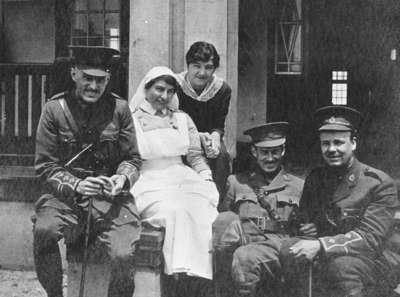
[244,122,289,147]
[69,46,120,77]
[314,105,362,132]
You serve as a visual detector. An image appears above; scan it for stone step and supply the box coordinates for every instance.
[0,154,34,167]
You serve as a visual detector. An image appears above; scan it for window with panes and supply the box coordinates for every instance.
[332,71,348,105]
[71,0,121,50]
[53,0,129,97]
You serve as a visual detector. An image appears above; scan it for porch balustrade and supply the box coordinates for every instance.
[0,63,51,162]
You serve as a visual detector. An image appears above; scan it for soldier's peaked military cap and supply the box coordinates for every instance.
[244,122,289,147]
[69,45,120,77]
[314,105,362,132]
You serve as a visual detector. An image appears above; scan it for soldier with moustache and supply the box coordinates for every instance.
[281,106,400,297]
[213,122,304,297]
[32,46,142,297]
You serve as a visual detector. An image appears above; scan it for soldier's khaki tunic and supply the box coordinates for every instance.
[213,167,304,297]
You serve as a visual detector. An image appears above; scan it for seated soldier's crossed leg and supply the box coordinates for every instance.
[232,239,283,297]
[279,237,394,297]
[213,211,289,297]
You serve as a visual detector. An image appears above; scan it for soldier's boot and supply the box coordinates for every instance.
[107,259,135,297]
[33,237,63,297]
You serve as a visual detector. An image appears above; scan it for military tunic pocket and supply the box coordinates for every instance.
[100,129,119,142]
[58,130,79,162]
[101,122,119,140]
[275,194,300,221]
[98,128,120,162]
[234,192,258,204]
[338,207,364,232]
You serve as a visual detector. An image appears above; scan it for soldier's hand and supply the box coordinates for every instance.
[288,239,321,261]
[76,176,110,196]
[299,223,318,237]
[108,174,127,197]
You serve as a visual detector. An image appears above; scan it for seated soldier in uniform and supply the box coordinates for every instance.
[213,122,304,297]
[280,106,400,297]
[32,46,142,297]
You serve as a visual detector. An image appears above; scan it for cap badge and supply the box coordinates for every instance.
[328,116,336,124]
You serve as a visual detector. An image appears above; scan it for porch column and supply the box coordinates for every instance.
[185,0,238,156]
[128,0,171,99]
[178,0,238,156]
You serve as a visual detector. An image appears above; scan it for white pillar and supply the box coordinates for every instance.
[181,0,238,156]
[128,0,171,99]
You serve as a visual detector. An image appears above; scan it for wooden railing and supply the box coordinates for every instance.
[0,63,52,158]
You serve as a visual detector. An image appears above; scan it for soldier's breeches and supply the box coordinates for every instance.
[213,212,245,297]
[325,255,390,297]
[33,206,74,297]
[213,211,243,251]
[32,196,141,297]
[231,242,281,297]
[280,237,391,297]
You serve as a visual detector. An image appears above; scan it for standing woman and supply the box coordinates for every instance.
[176,41,231,205]
[129,66,219,281]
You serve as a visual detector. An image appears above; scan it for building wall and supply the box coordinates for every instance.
[266,0,400,178]
[2,0,55,63]
[236,0,270,143]
[305,0,400,179]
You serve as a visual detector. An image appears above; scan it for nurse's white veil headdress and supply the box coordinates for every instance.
[129,66,179,112]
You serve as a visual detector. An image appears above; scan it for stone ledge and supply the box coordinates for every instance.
[0,166,41,202]
[0,166,36,180]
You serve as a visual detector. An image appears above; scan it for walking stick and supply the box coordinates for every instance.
[79,197,93,297]
[308,262,313,297]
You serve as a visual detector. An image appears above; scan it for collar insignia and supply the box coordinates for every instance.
[348,174,355,182]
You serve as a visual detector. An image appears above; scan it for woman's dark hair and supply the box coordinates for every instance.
[144,74,178,92]
[185,41,220,68]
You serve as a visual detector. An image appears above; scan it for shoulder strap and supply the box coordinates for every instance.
[57,98,83,141]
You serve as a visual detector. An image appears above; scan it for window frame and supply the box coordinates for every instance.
[274,0,303,75]
[70,0,121,50]
[331,70,348,105]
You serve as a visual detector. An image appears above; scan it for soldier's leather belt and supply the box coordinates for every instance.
[246,216,289,234]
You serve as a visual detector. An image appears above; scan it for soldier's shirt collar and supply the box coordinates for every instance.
[140,100,168,116]
[324,158,361,190]
[329,158,361,203]
[66,89,115,130]
[344,158,361,186]
[251,167,288,191]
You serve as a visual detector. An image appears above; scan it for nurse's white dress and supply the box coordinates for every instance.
[131,105,219,280]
